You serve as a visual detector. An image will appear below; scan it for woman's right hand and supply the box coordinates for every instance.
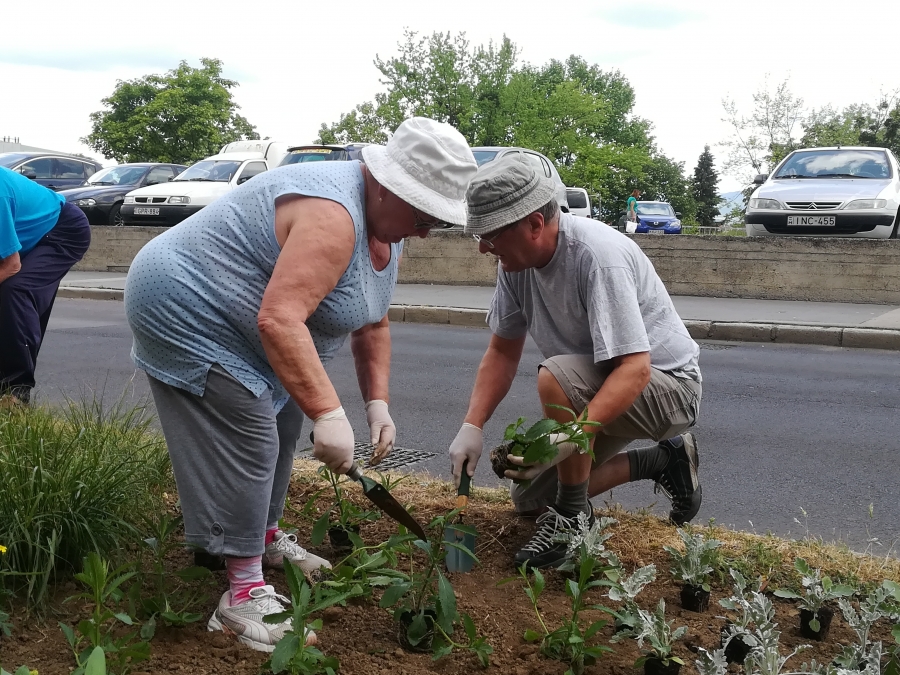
[312,407,356,474]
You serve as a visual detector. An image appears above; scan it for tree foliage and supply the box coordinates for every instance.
[83,58,259,164]
[691,146,720,226]
[317,31,695,221]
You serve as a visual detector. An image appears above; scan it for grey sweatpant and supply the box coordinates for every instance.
[147,365,304,557]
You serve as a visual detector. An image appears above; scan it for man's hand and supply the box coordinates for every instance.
[312,407,355,474]
[365,399,395,464]
[0,252,21,284]
[504,432,580,481]
[449,423,483,488]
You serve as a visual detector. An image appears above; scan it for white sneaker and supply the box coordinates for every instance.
[263,531,332,582]
[207,585,316,652]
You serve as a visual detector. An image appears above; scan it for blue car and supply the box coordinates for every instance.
[634,201,682,234]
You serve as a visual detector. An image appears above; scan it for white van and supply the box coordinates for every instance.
[121,140,289,226]
[565,187,593,218]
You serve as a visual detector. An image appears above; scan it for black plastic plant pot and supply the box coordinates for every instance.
[397,608,437,652]
[328,524,360,555]
[721,626,752,664]
[680,584,710,613]
[644,657,682,675]
[193,549,226,571]
[799,606,834,641]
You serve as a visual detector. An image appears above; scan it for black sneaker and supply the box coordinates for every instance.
[514,507,593,569]
[654,433,701,525]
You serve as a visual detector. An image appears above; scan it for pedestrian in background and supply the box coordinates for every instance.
[626,188,642,223]
[0,167,91,406]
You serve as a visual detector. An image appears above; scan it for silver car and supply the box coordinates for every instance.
[745,147,900,238]
[471,146,569,212]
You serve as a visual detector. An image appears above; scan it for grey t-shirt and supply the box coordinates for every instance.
[487,213,701,382]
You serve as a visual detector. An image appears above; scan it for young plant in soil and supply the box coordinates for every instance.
[557,513,619,577]
[833,580,900,670]
[60,551,154,675]
[490,405,601,480]
[773,557,856,640]
[717,568,768,664]
[378,514,490,664]
[139,513,214,627]
[505,556,613,675]
[263,559,364,675]
[604,563,657,634]
[305,467,380,555]
[614,598,687,675]
[319,533,412,601]
[663,527,721,613]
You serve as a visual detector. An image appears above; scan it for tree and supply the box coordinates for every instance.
[317,30,694,222]
[83,58,258,164]
[691,146,720,226]
[801,93,900,157]
[720,77,805,183]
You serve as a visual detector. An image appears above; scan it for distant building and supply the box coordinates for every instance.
[0,138,74,155]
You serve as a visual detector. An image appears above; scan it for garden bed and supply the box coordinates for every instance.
[3,460,900,675]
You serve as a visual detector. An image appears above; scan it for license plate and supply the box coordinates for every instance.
[134,207,160,215]
[787,215,835,226]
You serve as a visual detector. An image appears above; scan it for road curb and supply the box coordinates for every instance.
[56,290,900,352]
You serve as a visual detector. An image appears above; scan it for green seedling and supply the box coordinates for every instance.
[503,404,602,467]
[320,534,410,600]
[620,598,687,668]
[60,552,153,675]
[664,526,722,591]
[603,563,657,633]
[305,467,380,550]
[503,558,613,675]
[378,514,489,664]
[140,513,213,627]
[773,558,856,632]
[834,581,900,669]
[263,559,363,675]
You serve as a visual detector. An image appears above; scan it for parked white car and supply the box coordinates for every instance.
[745,147,900,238]
[121,140,290,226]
[565,187,594,218]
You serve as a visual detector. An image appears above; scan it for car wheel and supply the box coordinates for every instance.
[108,203,124,226]
[891,209,900,239]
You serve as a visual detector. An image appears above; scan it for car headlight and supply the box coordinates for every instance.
[168,196,191,204]
[124,196,135,204]
[844,199,887,210]
[74,198,96,207]
[748,198,782,210]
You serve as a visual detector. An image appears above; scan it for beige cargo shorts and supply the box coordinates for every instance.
[511,354,702,513]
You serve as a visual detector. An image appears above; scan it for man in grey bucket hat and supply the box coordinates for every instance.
[448,155,704,570]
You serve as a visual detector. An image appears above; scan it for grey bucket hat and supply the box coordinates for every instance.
[465,154,558,235]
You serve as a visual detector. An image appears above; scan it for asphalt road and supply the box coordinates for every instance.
[36,298,900,551]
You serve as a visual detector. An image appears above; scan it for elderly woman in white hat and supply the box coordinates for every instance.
[124,117,477,652]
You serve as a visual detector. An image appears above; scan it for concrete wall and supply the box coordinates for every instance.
[77,226,900,305]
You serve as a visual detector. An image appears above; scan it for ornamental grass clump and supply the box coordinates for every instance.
[0,395,171,606]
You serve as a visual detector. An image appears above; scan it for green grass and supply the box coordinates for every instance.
[0,395,171,606]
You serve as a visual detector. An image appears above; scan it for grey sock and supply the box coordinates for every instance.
[555,479,590,517]
[626,441,672,482]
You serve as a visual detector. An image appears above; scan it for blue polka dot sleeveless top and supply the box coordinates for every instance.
[124,161,401,409]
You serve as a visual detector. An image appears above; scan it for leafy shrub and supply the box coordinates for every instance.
[0,396,171,605]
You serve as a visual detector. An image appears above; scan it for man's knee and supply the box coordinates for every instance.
[537,364,568,403]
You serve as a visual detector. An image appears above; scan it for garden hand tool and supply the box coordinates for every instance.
[444,460,477,573]
[346,463,427,541]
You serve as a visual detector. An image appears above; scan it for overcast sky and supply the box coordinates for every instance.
[3,0,899,191]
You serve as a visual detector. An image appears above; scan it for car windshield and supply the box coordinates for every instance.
[281,149,349,165]
[0,153,29,168]
[636,203,674,216]
[774,149,891,179]
[173,160,241,182]
[472,150,499,166]
[88,166,147,185]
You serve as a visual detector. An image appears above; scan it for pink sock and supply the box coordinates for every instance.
[265,526,279,546]
[226,556,265,605]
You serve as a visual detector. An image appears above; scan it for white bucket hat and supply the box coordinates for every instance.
[360,117,477,226]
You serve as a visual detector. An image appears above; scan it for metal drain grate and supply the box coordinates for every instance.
[298,443,436,471]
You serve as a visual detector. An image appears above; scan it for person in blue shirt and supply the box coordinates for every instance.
[0,166,91,404]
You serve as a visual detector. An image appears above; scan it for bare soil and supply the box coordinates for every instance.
[3,464,899,675]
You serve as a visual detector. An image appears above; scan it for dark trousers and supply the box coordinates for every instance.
[0,203,91,400]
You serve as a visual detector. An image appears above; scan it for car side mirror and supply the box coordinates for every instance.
[753,174,768,184]
[24,172,37,180]
[675,212,682,218]
[146,180,159,186]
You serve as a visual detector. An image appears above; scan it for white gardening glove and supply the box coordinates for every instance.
[312,407,356,474]
[504,432,581,481]
[365,399,396,465]
[449,423,483,488]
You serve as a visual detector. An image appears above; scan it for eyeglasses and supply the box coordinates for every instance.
[472,220,520,249]
[412,207,451,230]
